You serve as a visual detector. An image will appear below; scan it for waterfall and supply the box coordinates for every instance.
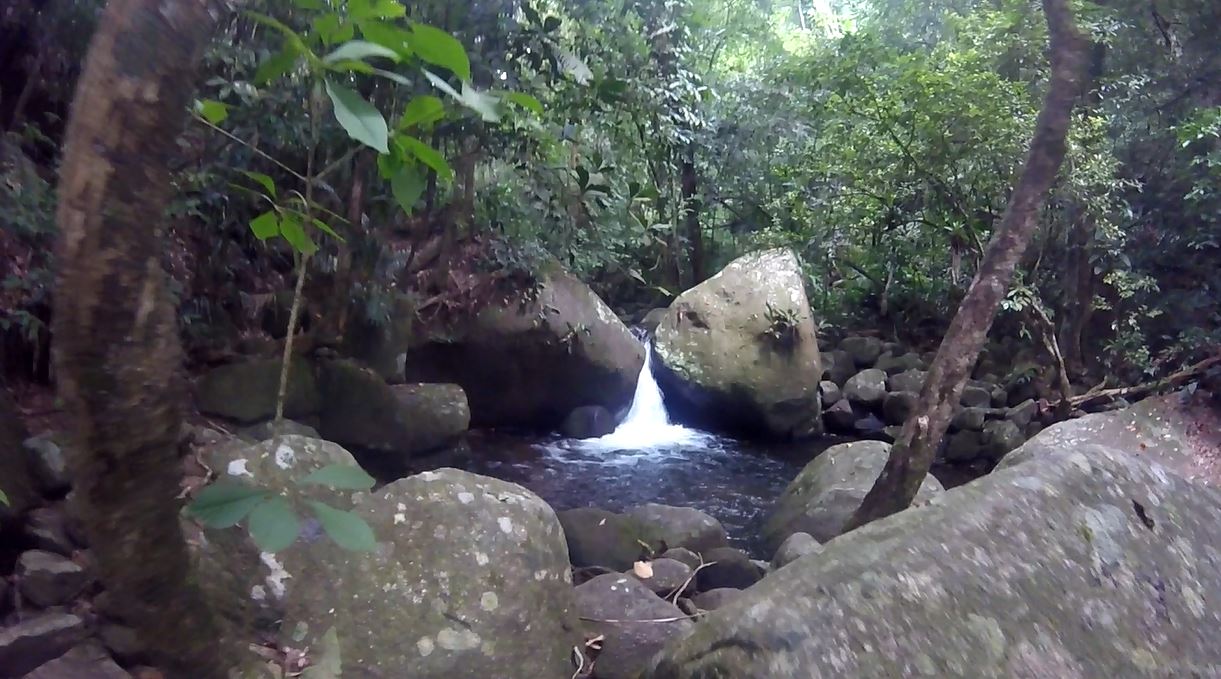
[582,340,705,448]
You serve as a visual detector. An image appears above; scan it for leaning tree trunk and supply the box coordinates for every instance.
[53,0,229,676]
[845,0,1089,531]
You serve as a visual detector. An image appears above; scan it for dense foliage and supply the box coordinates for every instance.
[1,0,1217,389]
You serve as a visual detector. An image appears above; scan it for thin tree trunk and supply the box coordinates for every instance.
[681,142,705,284]
[52,0,229,675]
[845,0,1089,531]
[1059,212,1094,378]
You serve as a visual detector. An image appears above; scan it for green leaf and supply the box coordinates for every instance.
[279,214,318,255]
[370,68,412,86]
[311,218,343,241]
[324,78,389,153]
[255,45,299,85]
[313,14,354,46]
[410,22,471,81]
[323,40,400,64]
[307,501,377,551]
[359,21,414,59]
[399,136,453,181]
[400,95,445,129]
[248,496,301,552]
[0,488,9,507]
[300,627,342,679]
[195,99,230,125]
[423,71,498,122]
[249,211,280,241]
[188,481,267,528]
[390,164,426,212]
[242,171,277,198]
[348,0,405,20]
[300,463,376,490]
[504,92,543,115]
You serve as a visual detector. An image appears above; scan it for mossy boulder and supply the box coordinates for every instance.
[195,358,321,424]
[558,507,655,570]
[652,249,823,440]
[404,267,643,428]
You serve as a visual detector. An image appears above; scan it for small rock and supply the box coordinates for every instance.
[1007,399,1038,428]
[675,597,700,617]
[945,430,986,462]
[875,352,924,374]
[821,350,856,386]
[628,558,692,596]
[697,547,761,591]
[25,506,77,556]
[625,504,728,554]
[98,622,146,663]
[960,384,993,408]
[691,588,742,611]
[24,433,71,494]
[574,574,692,679]
[882,391,919,425]
[562,405,616,439]
[661,547,701,571]
[818,380,841,407]
[0,611,87,676]
[17,550,90,607]
[840,337,883,367]
[843,369,888,407]
[887,369,927,394]
[853,413,886,436]
[982,420,1025,460]
[23,642,131,679]
[772,532,822,569]
[990,385,1008,407]
[822,399,857,432]
[950,407,988,432]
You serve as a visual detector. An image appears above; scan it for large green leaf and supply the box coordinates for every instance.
[323,40,400,64]
[423,71,499,123]
[349,0,405,20]
[390,164,426,212]
[400,95,445,129]
[307,501,377,552]
[313,14,354,46]
[410,22,471,81]
[503,92,544,115]
[248,496,301,552]
[188,481,267,528]
[324,78,389,153]
[255,45,300,85]
[359,21,414,59]
[399,136,453,181]
[299,464,376,491]
[249,211,280,241]
[195,99,230,125]
[242,171,277,198]
[311,218,343,241]
[279,213,318,255]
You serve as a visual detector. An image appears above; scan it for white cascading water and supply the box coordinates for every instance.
[582,342,705,448]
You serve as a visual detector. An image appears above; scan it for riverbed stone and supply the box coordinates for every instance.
[691,588,742,611]
[840,336,883,367]
[629,558,692,596]
[0,611,87,676]
[950,406,988,432]
[562,405,615,438]
[558,507,652,571]
[625,503,728,554]
[25,506,76,556]
[763,440,944,550]
[960,383,993,408]
[661,547,701,570]
[23,642,131,679]
[17,549,90,607]
[982,419,1025,460]
[821,349,856,386]
[887,368,927,394]
[0,389,39,528]
[697,547,762,591]
[822,399,858,432]
[843,369,887,407]
[576,573,693,679]
[818,380,841,407]
[23,432,71,495]
[945,429,986,462]
[1007,398,1039,428]
[652,248,823,440]
[641,427,1221,678]
[875,351,924,374]
[195,358,321,424]
[772,532,822,569]
[404,264,644,429]
[882,391,919,425]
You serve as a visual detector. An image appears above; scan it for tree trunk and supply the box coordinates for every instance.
[681,142,705,284]
[52,0,229,676]
[845,0,1089,531]
[1058,211,1094,378]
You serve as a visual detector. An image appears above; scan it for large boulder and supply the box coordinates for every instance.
[404,266,643,428]
[562,405,616,439]
[643,419,1221,678]
[839,336,884,368]
[201,447,581,679]
[624,504,728,555]
[762,440,944,550]
[558,507,653,571]
[195,358,321,424]
[652,249,822,440]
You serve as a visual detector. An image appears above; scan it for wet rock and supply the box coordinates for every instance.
[575,573,692,679]
[562,405,615,439]
[691,588,742,612]
[24,642,131,679]
[405,265,643,429]
[960,383,993,408]
[652,249,823,440]
[822,399,857,432]
[882,391,919,425]
[697,547,761,591]
[982,419,1025,460]
[195,358,321,424]
[821,349,856,386]
[874,351,924,374]
[772,532,821,569]
[629,558,692,596]
[17,550,90,607]
[23,433,71,495]
[818,380,841,407]
[237,419,320,442]
[661,547,701,571]
[0,611,87,676]
[25,506,76,556]
[558,507,652,571]
[950,407,988,432]
[763,440,944,550]
[843,369,888,407]
[944,430,986,462]
[840,336,883,368]
[643,437,1221,679]
[887,369,927,394]
[625,504,728,555]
